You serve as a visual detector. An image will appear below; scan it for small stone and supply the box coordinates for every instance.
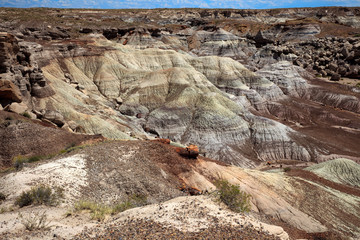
[6,102,27,114]
[330,73,341,81]
[115,97,123,105]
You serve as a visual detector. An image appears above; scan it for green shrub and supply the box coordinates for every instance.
[27,156,42,163]
[74,200,112,221]
[112,200,133,214]
[15,191,33,207]
[12,155,44,170]
[214,179,251,213]
[128,193,147,207]
[13,156,27,170]
[74,194,148,221]
[59,143,85,155]
[15,185,63,208]
[0,192,6,202]
[284,167,291,172]
[21,112,31,119]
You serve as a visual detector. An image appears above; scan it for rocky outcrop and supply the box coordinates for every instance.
[0,32,55,110]
[0,79,22,104]
[281,37,360,79]
[0,33,19,74]
[5,102,27,115]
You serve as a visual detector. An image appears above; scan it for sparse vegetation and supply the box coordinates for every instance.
[12,155,44,170]
[18,211,51,231]
[5,116,14,121]
[74,194,148,221]
[74,200,113,221]
[13,156,27,170]
[356,83,360,88]
[0,120,11,128]
[284,167,292,172]
[59,143,85,154]
[9,143,95,172]
[21,112,31,119]
[214,179,251,213]
[0,167,15,174]
[15,185,63,208]
[27,155,42,163]
[111,200,133,214]
[0,192,6,202]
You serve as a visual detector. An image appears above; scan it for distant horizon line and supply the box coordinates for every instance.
[1,6,359,10]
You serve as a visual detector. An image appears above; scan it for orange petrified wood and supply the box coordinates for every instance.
[176,144,199,159]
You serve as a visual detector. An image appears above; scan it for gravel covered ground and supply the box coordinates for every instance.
[74,218,280,240]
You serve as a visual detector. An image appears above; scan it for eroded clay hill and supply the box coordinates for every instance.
[1,7,360,167]
[0,8,359,166]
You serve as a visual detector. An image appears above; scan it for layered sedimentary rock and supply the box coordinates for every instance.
[31,36,325,167]
[0,7,359,167]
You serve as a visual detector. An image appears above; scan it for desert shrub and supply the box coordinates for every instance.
[13,156,27,170]
[74,200,113,221]
[13,155,44,170]
[59,143,85,155]
[15,191,33,207]
[0,192,6,202]
[21,112,31,118]
[356,83,360,88]
[0,120,11,128]
[111,199,133,214]
[128,193,147,207]
[111,194,147,214]
[15,185,63,208]
[284,167,291,172]
[74,194,148,221]
[27,156,42,163]
[214,179,251,213]
[18,211,51,231]
[5,116,14,121]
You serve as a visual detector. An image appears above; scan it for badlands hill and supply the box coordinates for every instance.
[0,7,360,166]
[0,138,359,239]
[0,6,360,240]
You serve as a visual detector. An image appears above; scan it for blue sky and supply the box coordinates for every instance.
[0,0,359,9]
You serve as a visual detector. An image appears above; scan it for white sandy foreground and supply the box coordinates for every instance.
[0,154,88,206]
[0,153,289,239]
[111,195,289,240]
[0,196,289,240]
